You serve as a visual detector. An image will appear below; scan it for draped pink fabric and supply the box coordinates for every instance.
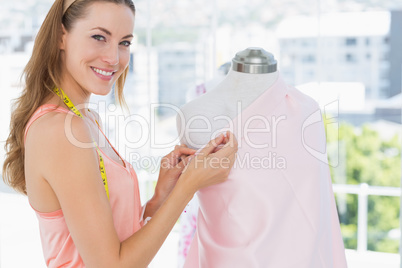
[184,76,347,268]
[24,105,143,268]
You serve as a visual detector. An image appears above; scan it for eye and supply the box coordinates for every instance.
[92,35,106,42]
[120,40,132,47]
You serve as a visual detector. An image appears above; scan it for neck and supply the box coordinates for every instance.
[223,69,279,90]
[57,74,91,115]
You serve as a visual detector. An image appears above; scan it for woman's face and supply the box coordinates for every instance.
[60,2,134,96]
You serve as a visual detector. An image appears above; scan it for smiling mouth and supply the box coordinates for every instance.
[91,67,115,77]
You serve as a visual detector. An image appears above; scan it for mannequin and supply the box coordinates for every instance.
[177,48,278,149]
[177,47,347,268]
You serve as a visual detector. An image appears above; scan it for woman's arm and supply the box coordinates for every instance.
[39,114,237,268]
[119,132,237,267]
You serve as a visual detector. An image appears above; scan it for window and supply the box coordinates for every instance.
[302,54,315,63]
[381,52,389,61]
[345,37,357,46]
[345,53,357,62]
[380,69,389,80]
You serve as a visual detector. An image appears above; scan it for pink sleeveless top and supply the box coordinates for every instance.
[24,104,143,268]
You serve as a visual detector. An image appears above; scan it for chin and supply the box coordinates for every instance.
[93,85,114,96]
[96,90,113,96]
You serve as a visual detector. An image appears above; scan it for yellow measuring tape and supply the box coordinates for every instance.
[53,87,109,199]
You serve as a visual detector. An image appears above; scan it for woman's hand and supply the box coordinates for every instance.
[135,131,237,267]
[179,131,238,195]
[146,145,196,215]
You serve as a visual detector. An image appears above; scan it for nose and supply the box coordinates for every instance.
[102,44,119,66]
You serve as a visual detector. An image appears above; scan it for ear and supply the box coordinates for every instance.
[59,24,67,50]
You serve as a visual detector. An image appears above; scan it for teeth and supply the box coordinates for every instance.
[92,67,113,76]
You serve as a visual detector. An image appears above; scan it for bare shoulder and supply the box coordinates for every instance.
[26,111,97,178]
[28,111,93,149]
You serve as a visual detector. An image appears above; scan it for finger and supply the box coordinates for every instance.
[173,147,196,167]
[225,131,238,149]
[224,131,231,144]
[176,155,189,170]
[213,131,238,158]
[178,144,188,148]
[171,155,192,177]
[164,146,196,167]
[171,145,196,159]
[175,147,197,157]
[181,155,195,174]
[197,134,225,157]
[227,131,237,146]
[212,144,225,153]
[219,149,237,171]
[210,131,232,153]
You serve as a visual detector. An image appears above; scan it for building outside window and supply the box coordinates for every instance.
[346,37,357,46]
[345,53,357,62]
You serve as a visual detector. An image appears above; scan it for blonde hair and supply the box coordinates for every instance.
[2,0,135,194]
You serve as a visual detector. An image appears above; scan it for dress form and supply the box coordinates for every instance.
[179,48,348,268]
[177,48,279,149]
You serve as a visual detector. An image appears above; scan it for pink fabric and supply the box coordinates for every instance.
[184,76,347,267]
[178,196,199,267]
[24,104,143,268]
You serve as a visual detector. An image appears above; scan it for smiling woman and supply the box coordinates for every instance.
[1,0,238,267]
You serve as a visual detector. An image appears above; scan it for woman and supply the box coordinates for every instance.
[2,0,238,267]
